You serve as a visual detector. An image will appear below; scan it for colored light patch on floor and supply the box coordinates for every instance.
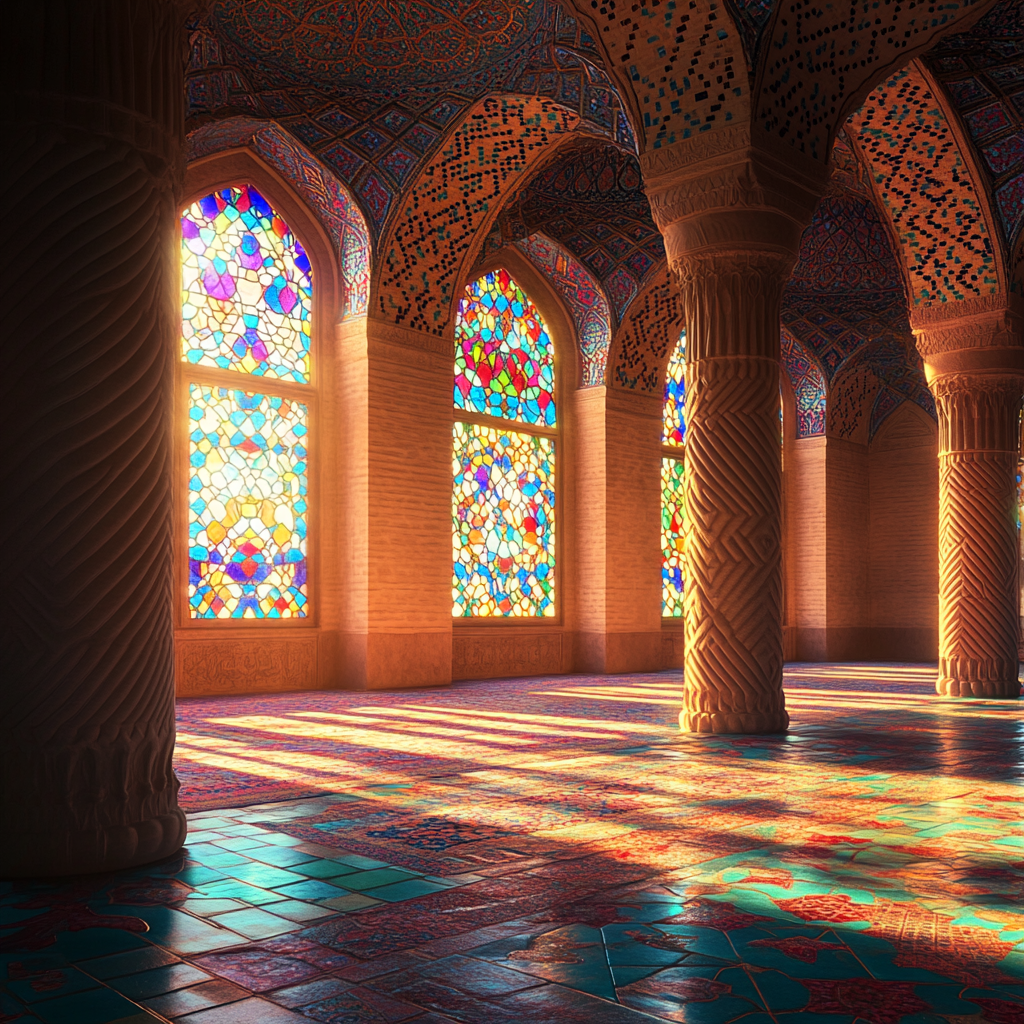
[1,665,1020,1022]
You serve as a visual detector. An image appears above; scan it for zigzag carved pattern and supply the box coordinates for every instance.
[937,452,1020,697]
[682,358,788,733]
[1,125,185,874]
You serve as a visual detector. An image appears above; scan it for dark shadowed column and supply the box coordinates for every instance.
[0,0,188,875]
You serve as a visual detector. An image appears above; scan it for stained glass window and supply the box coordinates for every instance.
[182,184,313,622]
[662,458,686,618]
[663,330,686,446]
[661,330,687,615]
[453,271,556,617]
[188,386,308,619]
[182,185,312,383]
[453,423,555,617]
[454,269,556,427]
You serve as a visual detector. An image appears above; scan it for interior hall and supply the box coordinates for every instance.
[2,1,1022,1022]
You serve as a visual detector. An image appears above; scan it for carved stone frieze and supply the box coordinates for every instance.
[177,638,319,697]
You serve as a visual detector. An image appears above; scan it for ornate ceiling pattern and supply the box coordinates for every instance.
[754,0,988,162]
[495,142,666,320]
[923,0,1024,269]
[783,183,935,438]
[610,266,686,391]
[186,1,634,236]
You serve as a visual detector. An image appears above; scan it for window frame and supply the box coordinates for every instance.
[451,258,568,626]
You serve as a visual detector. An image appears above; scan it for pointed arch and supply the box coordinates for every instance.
[514,233,612,387]
[188,117,371,319]
[847,60,1007,309]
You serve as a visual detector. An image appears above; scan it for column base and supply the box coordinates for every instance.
[680,708,790,734]
[936,675,1021,699]
[1,811,187,879]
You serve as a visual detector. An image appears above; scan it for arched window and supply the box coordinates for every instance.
[181,185,313,619]
[452,270,557,617]
[661,331,687,617]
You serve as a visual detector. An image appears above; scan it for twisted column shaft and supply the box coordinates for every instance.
[0,0,187,875]
[674,251,792,732]
[933,374,1021,697]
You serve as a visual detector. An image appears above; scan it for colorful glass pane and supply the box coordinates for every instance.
[454,269,556,427]
[453,422,555,617]
[182,185,312,382]
[662,457,686,617]
[189,385,308,619]
[663,330,686,446]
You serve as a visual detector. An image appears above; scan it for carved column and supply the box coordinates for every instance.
[0,0,188,874]
[644,135,826,732]
[915,303,1023,698]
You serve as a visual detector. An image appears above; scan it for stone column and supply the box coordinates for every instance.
[643,136,826,732]
[1,0,188,875]
[915,303,1023,698]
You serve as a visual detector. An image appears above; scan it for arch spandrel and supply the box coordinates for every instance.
[372,96,584,337]
[608,263,686,393]
[513,233,613,388]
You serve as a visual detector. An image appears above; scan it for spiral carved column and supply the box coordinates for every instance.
[933,374,1022,697]
[670,251,793,732]
[914,302,1023,700]
[0,0,188,875]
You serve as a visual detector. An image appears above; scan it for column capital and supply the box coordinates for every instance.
[643,132,829,260]
[912,295,1024,379]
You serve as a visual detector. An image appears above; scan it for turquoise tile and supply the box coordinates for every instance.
[101,906,243,955]
[110,962,212,999]
[30,986,144,1024]
[7,965,101,1003]
[208,908,300,939]
[286,859,362,880]
[247,847,318,868]
[271,879,351,901]
[329,868,419,892]
[221,862,307,889]
[361,878,448,902]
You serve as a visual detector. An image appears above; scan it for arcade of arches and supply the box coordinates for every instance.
[2,0,1022,1019]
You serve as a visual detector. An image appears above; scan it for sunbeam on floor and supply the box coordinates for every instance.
[1,665,1021,1023]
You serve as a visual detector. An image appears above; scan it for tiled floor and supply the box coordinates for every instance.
[1,665,1022,1023]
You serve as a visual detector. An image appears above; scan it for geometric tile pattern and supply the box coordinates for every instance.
[3,666,1020,1022]
[582,0,750,151]
[849,62,1001,305]
[498,142,665,322]
[612,266,685,391]
[781,331,826,438]
[924,0,1024,265]
[757,0,984,162]
[783,184,935,439]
